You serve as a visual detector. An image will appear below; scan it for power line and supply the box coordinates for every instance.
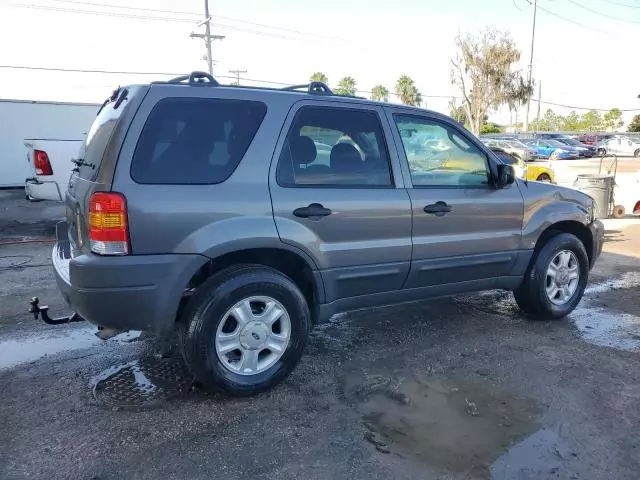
[3,64,639,112]
[566,0,640,24]
[531,2,610,33]
[597,0,640,8]
[50,0,352,42]
[13,4,196,23]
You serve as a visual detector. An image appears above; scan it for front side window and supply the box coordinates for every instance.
[131,98,267,184]
[276,106,392,187]
[394,115,489,187]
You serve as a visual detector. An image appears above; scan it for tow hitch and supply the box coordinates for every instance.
[29,297,85,325]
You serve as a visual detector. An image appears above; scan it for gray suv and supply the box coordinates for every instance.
[52,72,603,396]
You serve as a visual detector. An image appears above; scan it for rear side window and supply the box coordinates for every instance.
[131,98,267,184]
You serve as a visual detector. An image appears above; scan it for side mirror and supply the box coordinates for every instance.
[496,164,516,188]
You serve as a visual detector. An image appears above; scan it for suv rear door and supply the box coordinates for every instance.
[269,100,412,302]
[385,108,525,291]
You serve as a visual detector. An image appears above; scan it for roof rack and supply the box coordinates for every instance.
[281,82,333,95]
[167,71,220,86]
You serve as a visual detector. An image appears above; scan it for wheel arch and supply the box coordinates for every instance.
[533,220,594,267]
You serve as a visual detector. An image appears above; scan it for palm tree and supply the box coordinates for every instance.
[310,72,328,84]
[395,75,422,106]
[335,76,357,96]
[371,85,389,102]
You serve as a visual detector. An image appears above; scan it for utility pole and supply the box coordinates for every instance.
[190,0,225,75]
[524,0,537,132]
[229,69,247,85]
[535,81,542,129]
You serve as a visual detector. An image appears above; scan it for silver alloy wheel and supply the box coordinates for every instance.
[545,250,580,306]
[215,296,291,375]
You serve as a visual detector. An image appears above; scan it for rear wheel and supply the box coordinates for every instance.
[634,149,640,158]
[597,148,606,156]
[536,173,552,182]
[514,233,589,319]
[179,264,311,396]
[550,151,560,160]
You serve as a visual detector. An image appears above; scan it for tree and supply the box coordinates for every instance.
[628,114,640,133]
[505,74,534,131]
[450,27,525,135]
[448,98,468,126]
[529,108,560,132]
[560,111,581,131]
[603,108,624,132]
[335,76,357,96]
[395,75,422,106]
[310,72,328,84]
[371,85,389,102]
[579,110,603,131]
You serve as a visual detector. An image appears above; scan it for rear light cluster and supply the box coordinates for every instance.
[34,150,53,176]
[88,192,130,255]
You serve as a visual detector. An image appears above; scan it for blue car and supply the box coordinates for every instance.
[523,139,578,159]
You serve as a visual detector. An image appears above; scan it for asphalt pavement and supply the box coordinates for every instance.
[2,189,640,480]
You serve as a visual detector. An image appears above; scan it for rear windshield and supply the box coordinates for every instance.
[130,98,267,185]
[79,91,128,180]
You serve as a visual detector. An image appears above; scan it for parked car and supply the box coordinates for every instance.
[489,147,555,183]
[554,137,596,157]
[523,139,578,159]
[482,138,537,162]
[24,139,84,201]
[48,72,603,396]
[577,134,613,146]
[595,136,640,157]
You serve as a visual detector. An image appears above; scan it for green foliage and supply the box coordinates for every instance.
[480,123,501,134]
[603,108,624,131]
[310,72,328,84]
[628,114,640,132]
[447,98,466,125]
[371,85,389,102]
[335,76,357,96]
[578,110,602,131]
[395,75,422,106]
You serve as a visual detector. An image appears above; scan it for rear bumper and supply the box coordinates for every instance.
[52,222,207,332]
[589,219,604,269]
[25,177,65,202]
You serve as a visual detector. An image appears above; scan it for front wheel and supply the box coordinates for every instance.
[597,148,606,156]
[514,233,589,319]
[179,265,311,396]
[634,149,640,158]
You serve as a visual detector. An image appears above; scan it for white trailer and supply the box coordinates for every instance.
[0,99,99,188]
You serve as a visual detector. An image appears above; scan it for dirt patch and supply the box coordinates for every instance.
[341,372,538,476]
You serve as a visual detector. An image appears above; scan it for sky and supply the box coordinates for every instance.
[0,0,639,126]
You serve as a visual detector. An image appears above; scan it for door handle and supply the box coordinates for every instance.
[293,203,332,218]
[423,201,452,216]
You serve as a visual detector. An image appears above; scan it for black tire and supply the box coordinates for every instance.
[513,233,589,320]
[536,173,552,182]
[634,149,640,158]
[179,264,311,396]
[597,148,606,156]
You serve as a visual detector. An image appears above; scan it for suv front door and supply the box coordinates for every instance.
[269,101,412,303]
[386,109,525,290]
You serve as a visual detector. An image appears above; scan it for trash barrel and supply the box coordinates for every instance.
[574,174,614,219]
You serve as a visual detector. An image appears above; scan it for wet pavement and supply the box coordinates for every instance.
[2,189,640,479]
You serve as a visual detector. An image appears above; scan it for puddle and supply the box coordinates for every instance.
[570,307,640,352]
[343,373,538,476]
[584,271,640,295]
[91,358,191,409]
[491,428,577,479]
[0,327,142,371]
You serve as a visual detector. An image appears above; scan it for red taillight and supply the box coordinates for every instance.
[88,192,129,255]
[33,150,53,176]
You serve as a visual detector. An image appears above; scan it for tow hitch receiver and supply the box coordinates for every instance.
[29,297,85,325]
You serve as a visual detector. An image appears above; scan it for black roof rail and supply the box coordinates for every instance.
[166,71,220,86]
[281,82,333,95]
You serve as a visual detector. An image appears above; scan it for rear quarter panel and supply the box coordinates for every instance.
[111,85,296,258]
